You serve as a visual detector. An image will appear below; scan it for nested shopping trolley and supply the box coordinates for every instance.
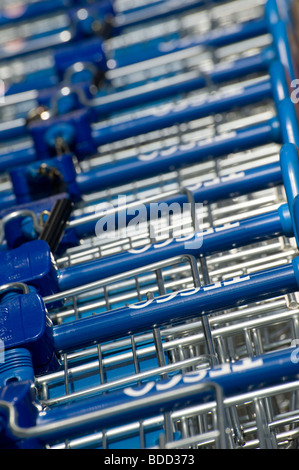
[2,0,299,450]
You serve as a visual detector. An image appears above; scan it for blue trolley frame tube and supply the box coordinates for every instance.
[54,260,299,352]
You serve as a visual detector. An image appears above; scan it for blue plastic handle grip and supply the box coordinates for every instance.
[71,160,283,239]
[78,118,281,192]
[58,209,285,291]
[56,260,298,349]
[54,260,299,351]
[0,1,113,63]
[0,24,72,63]
[0,0,220,30]
[0,145,37,174]
[0,158,283,224]
[0,160,285,248]
[0,48,275,143]
[35,346,299,442]
[92,79,273,146]
[91,62,290,148]
[0,15,269,104]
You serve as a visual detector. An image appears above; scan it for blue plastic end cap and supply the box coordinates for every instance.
[0,240,59,297]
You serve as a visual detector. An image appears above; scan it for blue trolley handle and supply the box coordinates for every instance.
[0,346,297,447]
[56,145,299,290]
[0,1,115,63]
[0,0,222,29]
[0,0,265,65]
[29,347,299,439]
[2,0,293,142]
[56,207,290,291]
[50,132,299,348]
[53,258,299,351]
[0,63,287,176]
[1,46,276,139]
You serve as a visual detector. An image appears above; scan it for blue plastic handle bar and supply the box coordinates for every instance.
[24,347,299,443]
[0,0,70,27]
[0,0,292,143]
[0,1,114,64]
[0,47,276,141]
[0,157,283,223]
[54,259,299,351]
[1,16,269,101]
[78,118,281,191]
[0,159,286,252]
[110,18,269,69]
[0,1,104,27]
[115,0,232,30]
[0,0,223,29]
[0,71,284,175]
[91,48,276,116]
[0,0,291,104]
[280,143,299,243]
[70,161,283,238]
[2,151,288,255]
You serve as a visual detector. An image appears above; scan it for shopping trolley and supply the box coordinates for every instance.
[2,0,299,451]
